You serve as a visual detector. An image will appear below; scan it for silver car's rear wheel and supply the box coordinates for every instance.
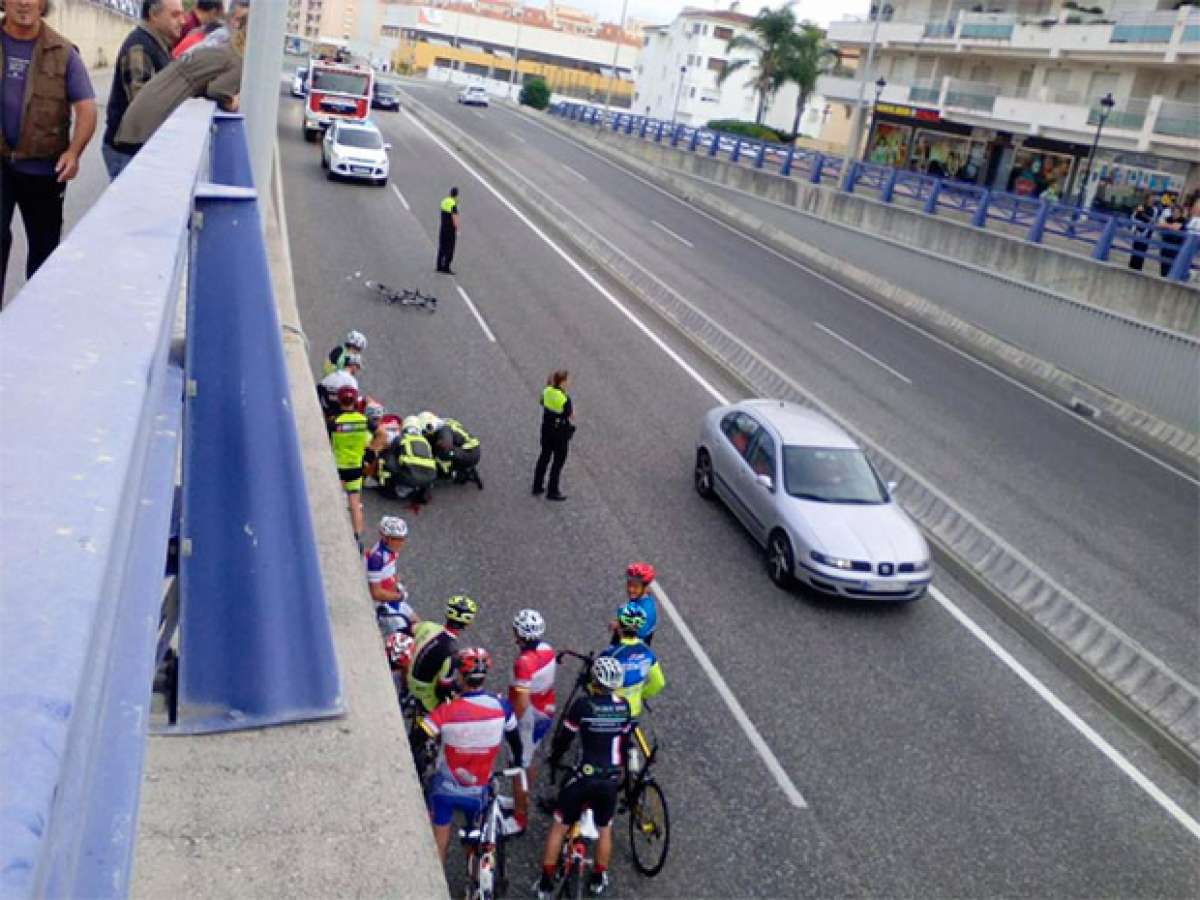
[694,449,715,499]
[767,530,794,588]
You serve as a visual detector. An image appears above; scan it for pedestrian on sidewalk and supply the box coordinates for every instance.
[1,0,98,306]
[103,0,183,179]
[114,16,244,155]
[436,186,459,274]
[532,369,575,502]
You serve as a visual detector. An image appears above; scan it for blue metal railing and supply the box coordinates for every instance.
[0,100,342,898]
[549,101,1200,282]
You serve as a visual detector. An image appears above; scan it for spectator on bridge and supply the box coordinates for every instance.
[1128,192,1158,273]
[103,0,184,179]
[114,17,245,155]
[173,0,223,58]
[1,0,97,306]
[1157,197,1186,279]
[199,0,248,50]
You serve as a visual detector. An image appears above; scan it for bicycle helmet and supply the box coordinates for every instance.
[378,515,408,539]
[345,330,368,352]
[445,594,477,626]
[343,352,363,370]
[591,655,625,691]
[512,608,545,641]
[336,385,359,407]
[386,632,414,667]
[626,562,656,585]
[616,602,647,633]
[457,646,491,683]
[365,402,385,426]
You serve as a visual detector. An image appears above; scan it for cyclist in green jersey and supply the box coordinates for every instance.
[330,385,370,548]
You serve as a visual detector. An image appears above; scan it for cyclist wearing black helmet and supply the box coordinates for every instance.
[535,656,631,899]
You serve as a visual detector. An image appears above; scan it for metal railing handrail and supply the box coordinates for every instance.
[549,100,1199,283]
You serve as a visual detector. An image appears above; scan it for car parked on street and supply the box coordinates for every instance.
[291,66,308,98]
[694,399,931,600]
[457,84,489,107]
[321,119,390,186]
[372,81,400,111]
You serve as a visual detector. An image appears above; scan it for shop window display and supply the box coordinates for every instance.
[1006,149,1074,201]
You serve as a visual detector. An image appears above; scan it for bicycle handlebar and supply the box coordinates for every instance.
[500,766,528,792]
[555,649,595,666]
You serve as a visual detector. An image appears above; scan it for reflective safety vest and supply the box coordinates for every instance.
[443,418,479,450]
[440,196,457,214]
[331,411,369,469]
[542,386,568,414]
[399,432,438,472]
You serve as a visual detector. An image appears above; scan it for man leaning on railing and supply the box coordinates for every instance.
[1,0,98,308]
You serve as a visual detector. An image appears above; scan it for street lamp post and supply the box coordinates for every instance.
[1075,91,1115,209]
[509,2,525,99]
[671,65,688,126]
[839,2,892,189]
[602,0,631,124]
[866,76,886,159]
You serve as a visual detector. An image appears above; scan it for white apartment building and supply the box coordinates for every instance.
[633,7,827,138]
[820,0,1199,210]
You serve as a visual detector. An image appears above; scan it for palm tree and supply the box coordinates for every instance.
[717,5,800,126]
[781,24,840,140]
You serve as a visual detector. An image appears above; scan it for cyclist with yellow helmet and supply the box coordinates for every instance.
[408,594,478,714]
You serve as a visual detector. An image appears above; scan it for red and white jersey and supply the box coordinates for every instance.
[424,691,517,788]
[512,641,557,719]
[364,540,403,597]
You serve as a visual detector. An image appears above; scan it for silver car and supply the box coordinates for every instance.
[694,400,931,601]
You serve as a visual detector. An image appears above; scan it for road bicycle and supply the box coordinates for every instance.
[545,794,601,900]
[461,767,526,900]
[548,650,671,878]
[365,279,438,311]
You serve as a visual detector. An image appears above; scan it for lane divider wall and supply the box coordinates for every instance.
[399,91,1200,783]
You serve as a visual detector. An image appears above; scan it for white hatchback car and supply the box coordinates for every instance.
[457,84,489,107]
[321,120,390,186]
[695,400,931,601]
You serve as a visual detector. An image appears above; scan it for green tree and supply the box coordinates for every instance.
[520,77,551,110]
[780,24,840,140]
[717,5,800,125]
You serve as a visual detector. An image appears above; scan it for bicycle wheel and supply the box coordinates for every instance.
[628,778,670,876]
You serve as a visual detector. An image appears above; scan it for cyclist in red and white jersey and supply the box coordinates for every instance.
[508,608,556,833]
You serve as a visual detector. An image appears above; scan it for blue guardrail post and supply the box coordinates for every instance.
[731,137,742,163]
[781,144,795,176]
[170,117,342,733]
[881,167,898,202]
[923,179,944,214]
[1026,200,1051,243]
[1092,215,1121,260]
[1168,234,1198,282]
[809,152,824,184]
[971,189,992,228]
[689,128,702,152]
[845,160,860,193]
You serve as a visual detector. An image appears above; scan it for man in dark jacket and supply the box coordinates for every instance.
[1,0,97,306]
[103,0,183,179]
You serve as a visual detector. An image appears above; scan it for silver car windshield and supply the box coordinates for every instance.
[783,447,887,504]
[338,130,383,149]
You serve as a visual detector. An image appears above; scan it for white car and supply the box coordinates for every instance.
[321,120,390,186]
[291,66,307,98]
[457,85,489,107]
[695,400,931,601]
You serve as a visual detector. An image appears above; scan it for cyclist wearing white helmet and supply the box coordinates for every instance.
[365,515,415,613]
[323,329,368,375]
[508,609,556,833]
[317,353,362,429]
[536,656,631,899]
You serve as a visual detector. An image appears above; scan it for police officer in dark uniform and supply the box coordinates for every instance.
[532,369,574,502]
[436,186,459,273]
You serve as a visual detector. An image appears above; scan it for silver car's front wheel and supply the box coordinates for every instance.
[694,449,715,499]
[767,530,794,589]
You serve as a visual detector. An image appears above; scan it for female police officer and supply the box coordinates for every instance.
[531,369,574,502]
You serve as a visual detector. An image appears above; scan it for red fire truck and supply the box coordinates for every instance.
[303,57,374,142]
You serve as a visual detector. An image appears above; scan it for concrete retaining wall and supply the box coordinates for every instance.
[48,0,134,72]
[577,127,1200,338]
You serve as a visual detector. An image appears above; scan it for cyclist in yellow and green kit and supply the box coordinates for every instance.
[331,385,370,549]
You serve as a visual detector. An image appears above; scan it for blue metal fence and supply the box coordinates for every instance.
[0,100,342,898]
[550,101,1199,283]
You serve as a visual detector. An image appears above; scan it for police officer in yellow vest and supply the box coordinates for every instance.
[532,369,574,501]
[435,186,459,274]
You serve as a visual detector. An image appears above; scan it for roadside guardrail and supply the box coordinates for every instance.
[550,101,1199,284]
[0,100,341,898]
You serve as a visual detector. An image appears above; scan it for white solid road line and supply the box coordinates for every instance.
[560,163,589,182]
[505,106,1198,486]
[814,322,912,385]
[650,219,695,249]
[455,285,496,343]
[390,184,410,211]
[930,586,1200,842]
[507,131,526,143]
[651,582,808,809]
[407,106,1200,833]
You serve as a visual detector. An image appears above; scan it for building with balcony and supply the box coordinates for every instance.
[821,0,1199,210]
[633,6,828,138]
[381,3,641,105]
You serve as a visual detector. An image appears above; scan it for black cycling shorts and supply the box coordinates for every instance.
[555,771,621,828]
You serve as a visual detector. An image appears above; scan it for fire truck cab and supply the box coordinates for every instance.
[303,56,374,143]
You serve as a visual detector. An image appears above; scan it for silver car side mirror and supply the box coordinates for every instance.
[755,473,773,491]
[384,142,392,152]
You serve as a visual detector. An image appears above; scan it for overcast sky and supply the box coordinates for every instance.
[565,0,870,28]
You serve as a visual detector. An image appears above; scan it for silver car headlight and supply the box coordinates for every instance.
[811,550,856,571]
